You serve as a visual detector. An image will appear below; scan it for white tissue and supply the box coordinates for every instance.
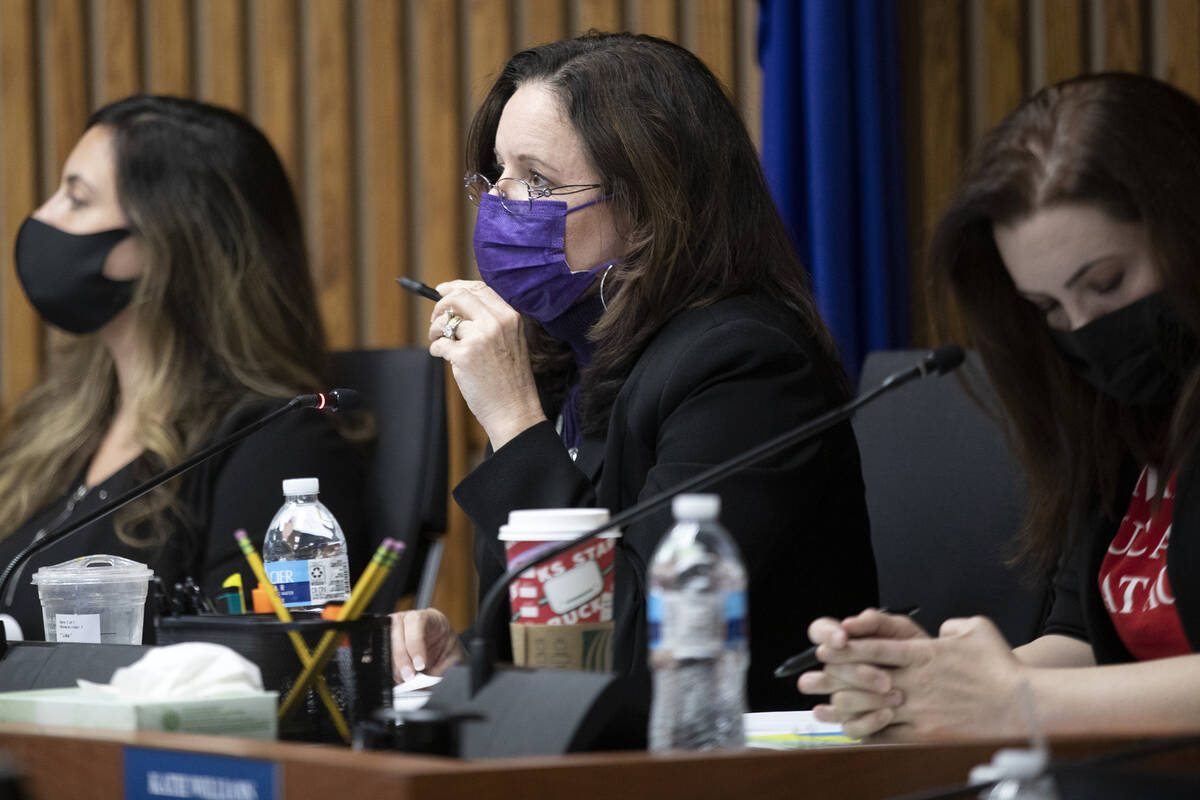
[392,672,440,712]
[77,642,265,700]
[394,672,441,693]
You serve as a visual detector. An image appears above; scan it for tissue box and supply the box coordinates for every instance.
[0,688,277,739]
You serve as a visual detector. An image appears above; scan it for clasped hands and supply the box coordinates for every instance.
[797,608,1030,741]
[388,604,1034,740]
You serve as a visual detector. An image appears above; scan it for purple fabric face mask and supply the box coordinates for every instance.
[473,193,614,322]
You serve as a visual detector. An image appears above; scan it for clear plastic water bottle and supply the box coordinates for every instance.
[969,748,1060,799]
[262,477,351,610]
[969,684,1060,799]
[647,493,748,751]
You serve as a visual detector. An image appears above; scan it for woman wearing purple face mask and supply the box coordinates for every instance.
[390,32,878,713]
[799,74,1200,742]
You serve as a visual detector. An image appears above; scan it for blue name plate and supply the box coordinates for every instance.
[124,748,278,800]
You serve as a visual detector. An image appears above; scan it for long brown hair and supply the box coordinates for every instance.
[0,94,329,545]
[466,32,842,429]
[928,73,1200,569]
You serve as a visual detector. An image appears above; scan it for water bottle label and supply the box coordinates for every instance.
[648,590,747,654]
[648,592,664,648]
[650,591,722,657]
[725,590,748,646]
[265,556,350,607]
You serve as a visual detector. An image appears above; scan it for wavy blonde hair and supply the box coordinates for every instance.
[0,95,329,546]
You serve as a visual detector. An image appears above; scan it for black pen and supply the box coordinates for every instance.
[396,276,442,302]
[773,606,920,679]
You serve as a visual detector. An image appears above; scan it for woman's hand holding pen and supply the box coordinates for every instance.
[798,609,1029,741]
[425,280,546,450]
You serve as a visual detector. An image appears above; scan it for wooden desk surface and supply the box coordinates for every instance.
[1,723,1197,800]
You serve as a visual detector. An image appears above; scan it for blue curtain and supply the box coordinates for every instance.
[758,0,910,379]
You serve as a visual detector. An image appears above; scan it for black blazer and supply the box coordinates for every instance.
[455,294,878,711]
[1044,459,1200,660]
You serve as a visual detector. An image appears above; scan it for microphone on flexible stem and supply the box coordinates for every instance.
[882,345,966,387]
[293,388,361,413]
[422,346,965,758]
[466,344,965,694]
[0,389,362,610]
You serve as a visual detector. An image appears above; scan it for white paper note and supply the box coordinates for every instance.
[55,614,101,643]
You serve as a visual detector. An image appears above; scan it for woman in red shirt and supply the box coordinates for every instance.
[799,73,1200,740]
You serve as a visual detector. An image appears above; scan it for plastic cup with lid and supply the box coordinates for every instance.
[31,554,154,644]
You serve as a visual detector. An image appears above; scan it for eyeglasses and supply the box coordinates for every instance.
[464,172,602,215]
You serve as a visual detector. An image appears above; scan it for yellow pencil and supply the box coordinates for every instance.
[277,539,401,719]
[343,541,389,619]
[342,539,404,620]
[345,542,405,623]
[278,539,404,720]
[234,529,352,743]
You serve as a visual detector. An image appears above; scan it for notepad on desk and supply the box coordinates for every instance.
[744,711,859,749]
[388,680,856,749]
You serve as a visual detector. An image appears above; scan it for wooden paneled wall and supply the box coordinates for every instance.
[901,0,1200,345]
[10,0,1191,628]
[0,0,760,628]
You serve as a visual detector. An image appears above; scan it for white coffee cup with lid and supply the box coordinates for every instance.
[498,508,621,624]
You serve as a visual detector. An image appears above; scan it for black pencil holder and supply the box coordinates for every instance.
[155,613,393,743]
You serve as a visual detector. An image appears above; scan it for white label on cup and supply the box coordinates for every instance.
[543,560,604,615]
[55,613,101,643]
[518,586,538,598]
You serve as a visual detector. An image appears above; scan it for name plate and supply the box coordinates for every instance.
[123,747,278,800]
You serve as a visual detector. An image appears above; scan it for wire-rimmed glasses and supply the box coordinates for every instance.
[464,172,602,215]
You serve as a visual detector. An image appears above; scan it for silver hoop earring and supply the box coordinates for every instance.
[599,265,614,311]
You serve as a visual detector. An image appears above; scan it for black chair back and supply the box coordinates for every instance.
[331,348,447,612]
[853,349,1049,646]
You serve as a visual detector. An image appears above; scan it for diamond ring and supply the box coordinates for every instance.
[441,314,464,340]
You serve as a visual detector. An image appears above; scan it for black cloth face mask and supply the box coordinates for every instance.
[1050,291,1199,408]
[14,216,136,334]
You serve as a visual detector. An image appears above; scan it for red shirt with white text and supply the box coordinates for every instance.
[1098,467,1192,660]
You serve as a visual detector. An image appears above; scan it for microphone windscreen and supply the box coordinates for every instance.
[926,345,965,375]
[327,388,361,412]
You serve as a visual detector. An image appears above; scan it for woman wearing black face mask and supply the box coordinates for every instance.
[0,95,366,640]
[798,73,1200,740]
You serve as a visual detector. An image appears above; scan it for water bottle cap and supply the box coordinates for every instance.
[968,748,1048,784]
[991,748,1048,779]
[672,493,720,521]
[282,477,319,496]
